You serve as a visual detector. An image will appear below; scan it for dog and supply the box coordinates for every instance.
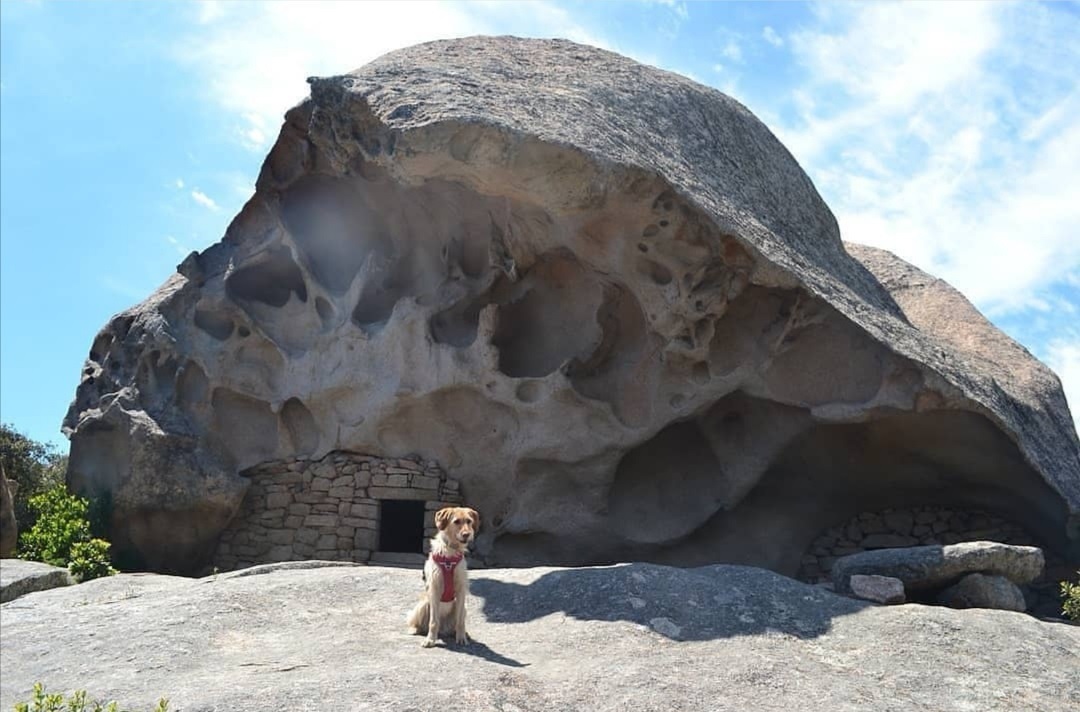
[406,506,479,647]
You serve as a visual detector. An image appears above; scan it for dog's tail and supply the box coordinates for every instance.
[406,599,429,634]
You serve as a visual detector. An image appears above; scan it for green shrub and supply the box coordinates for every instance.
[69,538,117,582]
[1,423,66,531]
[14,683,168,712]
[18,484,92,566]
[1062,571,1080,622]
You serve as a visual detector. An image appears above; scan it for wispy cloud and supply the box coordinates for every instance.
[173,1,607,153]
[165,235,191,257]
[720,40,742,63]
[1046,338,1080,418]
[191,189,219,211]
[776,2,1080,319]
[762,26,783,47]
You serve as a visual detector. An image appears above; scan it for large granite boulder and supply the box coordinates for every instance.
[0,559,73,604]
[2,562,1079,711]
[62,37,1080,574]
[832,541,1044,593]
[937,573,1027,612]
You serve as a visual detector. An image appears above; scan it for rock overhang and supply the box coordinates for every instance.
[63,36,1080,574]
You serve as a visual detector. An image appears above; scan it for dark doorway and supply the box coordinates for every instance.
[378,500,426,553]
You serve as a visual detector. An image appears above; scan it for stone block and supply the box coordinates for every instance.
[849,574,906,604]
[292,542,315,557]
[369,487,427,500]
[351,503,377,519]
[862,534,918,549]
[354,529,376,549]
[884,510,914,535]
[266,492,292,509]
[267,530,295,545]
[413,475,440,490]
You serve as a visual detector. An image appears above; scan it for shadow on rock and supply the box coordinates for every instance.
[471,562,870,641]
[437,639,529,668]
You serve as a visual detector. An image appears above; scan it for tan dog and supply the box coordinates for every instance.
[406,506,479,647]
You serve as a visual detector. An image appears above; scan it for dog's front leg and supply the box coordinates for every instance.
[453,597,469,645]
[422,572,442,648]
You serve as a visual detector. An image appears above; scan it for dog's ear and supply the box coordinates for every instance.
[435,507,454,531]
[467,508,480,532]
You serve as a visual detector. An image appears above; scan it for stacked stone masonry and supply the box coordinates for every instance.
[212,451,463,571]
[798,505,1071,617]
[798,506,1043,583]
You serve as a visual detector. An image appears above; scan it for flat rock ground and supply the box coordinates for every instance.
[1,562,1077,712]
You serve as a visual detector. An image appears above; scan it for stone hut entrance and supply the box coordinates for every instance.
[212,451,463,572]
[378,500,426,554]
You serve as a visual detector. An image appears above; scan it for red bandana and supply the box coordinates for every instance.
[431,552,464,602]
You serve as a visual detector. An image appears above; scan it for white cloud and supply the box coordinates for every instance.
[777,2,1080,318]
[647,0,689,21]
[762,25,783,47]
[174,178,185,189]
[720,40,742,62]
[165,235,189,257]
[191,189,219,211]
[174,1,608,152]
[1046,339,1080,424]
[196,0,224,25]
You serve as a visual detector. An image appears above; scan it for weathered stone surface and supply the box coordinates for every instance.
[833,541,1045,593]
[62,37,1080,575]
[2,563,1078,711]
[849,574,906,604]
[937,573,1027,612]
[0,559,73,603]
[0,464,16,558]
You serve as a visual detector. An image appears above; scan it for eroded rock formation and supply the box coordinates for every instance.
[0,464,17,558]
[63,37,1080,575]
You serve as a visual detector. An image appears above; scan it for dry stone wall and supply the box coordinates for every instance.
[213,451,462,571]
[799,506,1071,617]
[798,507,1038,583]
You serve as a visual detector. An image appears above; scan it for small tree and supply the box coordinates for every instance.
[1062,571,1080,622]
[0,423,66,531]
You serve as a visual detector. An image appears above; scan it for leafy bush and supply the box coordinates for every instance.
[1,423,66,531]
[18,484,92,566]
[14,683,168,712]
[1062,571,1080,622]
[69,538,118,582]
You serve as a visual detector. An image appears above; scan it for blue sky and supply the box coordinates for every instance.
[1,0,1078,450]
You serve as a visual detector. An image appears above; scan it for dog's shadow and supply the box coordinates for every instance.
[434,637,528,668]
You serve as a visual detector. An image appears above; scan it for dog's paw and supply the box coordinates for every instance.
[455,632,470,645]
[422,637,437,648]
